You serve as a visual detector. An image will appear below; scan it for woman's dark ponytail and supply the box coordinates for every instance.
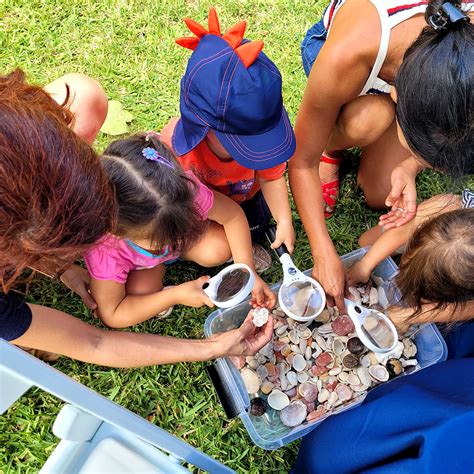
[394,0,473,176]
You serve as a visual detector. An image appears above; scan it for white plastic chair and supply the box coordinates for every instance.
[0,340,234,473]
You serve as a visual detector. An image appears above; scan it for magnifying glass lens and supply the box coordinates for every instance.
[215,269,251,303]
[281,281,324,318]
[361,312,395,350]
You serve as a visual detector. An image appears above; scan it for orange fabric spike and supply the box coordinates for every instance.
[175,36,200,50]
[235,40,264,68]
[184,17,209,37]
[208,7,221,35]
[222,20,246,49]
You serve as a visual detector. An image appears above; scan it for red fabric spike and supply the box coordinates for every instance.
[208,7,221,35]
[175,36,200,50]
[222,20,246,49]
[235,40,264,68]
[184,17,209,37]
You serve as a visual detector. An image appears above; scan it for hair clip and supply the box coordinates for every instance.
[142,147,174,168]
[429,2,470,30]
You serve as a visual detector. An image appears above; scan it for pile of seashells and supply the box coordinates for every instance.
[233,284,418,428]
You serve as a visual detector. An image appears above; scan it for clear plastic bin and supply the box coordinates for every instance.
[204,248,448,450]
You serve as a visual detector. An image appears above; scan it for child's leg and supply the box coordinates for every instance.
[182,222,232,267]
[44,73,108,145]
[125,265,166,296]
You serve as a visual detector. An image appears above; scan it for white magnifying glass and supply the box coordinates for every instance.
[266,228,326,323]
[344,298,399,353]
[202,263,255,308]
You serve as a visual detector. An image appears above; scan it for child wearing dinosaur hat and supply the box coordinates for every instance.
[161,8,296,267]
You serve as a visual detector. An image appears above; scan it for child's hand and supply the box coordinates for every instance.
[60,264,97,310]
[251,275,276,308]
[346,261,371,286]
[175,277,215,308]
[271,220,295,254]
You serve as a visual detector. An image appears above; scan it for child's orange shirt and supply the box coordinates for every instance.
[161,118,286,204]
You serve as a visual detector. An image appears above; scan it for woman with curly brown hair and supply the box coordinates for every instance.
[0,70,273,366]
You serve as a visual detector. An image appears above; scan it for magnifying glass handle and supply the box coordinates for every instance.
[265,226,289,258]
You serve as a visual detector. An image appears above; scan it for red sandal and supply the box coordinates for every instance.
[320,154,342,219]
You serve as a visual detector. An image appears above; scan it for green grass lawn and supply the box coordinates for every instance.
[0,1,469,472]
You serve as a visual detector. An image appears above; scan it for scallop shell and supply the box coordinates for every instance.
[335,383,353,402]
[286,370,298,387]
[285,387,297,398]
[337,371,349,383]
[368,364,389,382]
[280,401,307,427]
[289,329,300,344]
[332,338,346,356]
[298,381,319,402]
[297,371,309,383]
[267,390,290,410]
[252,307,269,327]
[292,353,307,372]
[356,366,372,387]
[329,367,342,376]
[318,388,330,403]
[240,368,261,393]
[347,373,360,385]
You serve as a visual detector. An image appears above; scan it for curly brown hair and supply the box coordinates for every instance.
[0,69,115,291]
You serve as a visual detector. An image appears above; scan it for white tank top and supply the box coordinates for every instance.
[323,0,473,95]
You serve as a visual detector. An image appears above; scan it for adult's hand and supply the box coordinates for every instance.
[379,159,420,230]
[313,252,346,313]
[60,264,97,310]
[214,311,274,357]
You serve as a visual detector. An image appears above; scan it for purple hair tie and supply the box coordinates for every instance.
[142,147,174,168]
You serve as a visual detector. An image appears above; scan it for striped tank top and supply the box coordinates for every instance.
[323,0,473,94]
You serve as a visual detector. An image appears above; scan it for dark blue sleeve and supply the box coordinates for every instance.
[0,292,32,341]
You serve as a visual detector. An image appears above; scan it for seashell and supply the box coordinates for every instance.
[290,344,302,354]
[386,358,403,376]
[377,286,389,309]
[287,318,297,328]
[329,367,342,376]
[267,390,290,410]
[351,383,370,392]
[280,401,307,427]
[299,338,307,354]
[326,380,338,392]
[312,345,323,358]
[279,336,290,344]
[292,354,307,372]
[332,315,356,336]
[327,391,338,407]
[285,387,297,398]
[318,323,334,335]
[305,346,312,360]
[256,354,267,365]
[269,353,277,365]
[252,307,269,327]
[240,368,261,393]
[401,359,417,367]
[250,397,268,416]
[335,383,353,402]
[356,366,372,387]
[368,364,389,382]
[318,388,330,403]
[301,400,315,413]
[360,354,371,368]
[342,353,359,369]
[289,329,300,344]
[307,405,328,422]
[247,357,259,370]
[311,364,328,377]
[316,352,334,367]
[273,308,286,317]
[281,344,292,357]
[297,371,309,383]
[332,338,346,356]
[337,371,349,383]
[261,380,274,394]
[298,381,319,402]
[402,338,418,358]
[347,373,360,385]
[316,379,323,391]
[347,337,365,355]
[286,370,298,388]
[297,327,312,339]
[348,286,362,302]
[273,340,287,353]
[369,287,379,306]
[256,365,269,380]
[315,335,328,351]
[229,355,246,369]
[328,306,335,318]
[315,309,331,323]
[286,353,296,367]
[275,324,289,337]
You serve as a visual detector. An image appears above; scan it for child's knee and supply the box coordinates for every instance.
[61,73,108,143]
[194,242,231,267]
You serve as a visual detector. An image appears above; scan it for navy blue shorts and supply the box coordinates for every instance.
[301,16,328,77]
[240,191,272,242]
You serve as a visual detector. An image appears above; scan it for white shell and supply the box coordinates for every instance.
[347,373,360,385]
[252,307,269,327]
[318,323,333,335]
[332,338,346,356]
[259,341,274,359]
[275,324,289,336]
[318,388,330,403]
[305,346,312,360]
[297,327,312,339]
[292,353,307,372]
[286,370,298,387]
[377,286,389,309]
[402,338,418,358]
[240,368,261,393]
[289,329,300,344]
[280,401,307,427]
[329,367,342,376]
[356,366,372,387]
[267,390,290,410]
[369,287,379,306]
[247,357,259,370]
[368,364,390,382]
[297,371,310,383]
[375,341,404,364]
[401,358,418,367]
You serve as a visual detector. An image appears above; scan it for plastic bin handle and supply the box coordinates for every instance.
[265,226,288,258]
[206,364,240,419]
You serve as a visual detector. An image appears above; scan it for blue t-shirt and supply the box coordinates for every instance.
[0,293,32,341]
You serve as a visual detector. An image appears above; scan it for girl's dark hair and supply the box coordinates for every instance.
[394,0,473,176]
[0,69,115,291]
[101,134,206,253]
[396,208,474,320]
